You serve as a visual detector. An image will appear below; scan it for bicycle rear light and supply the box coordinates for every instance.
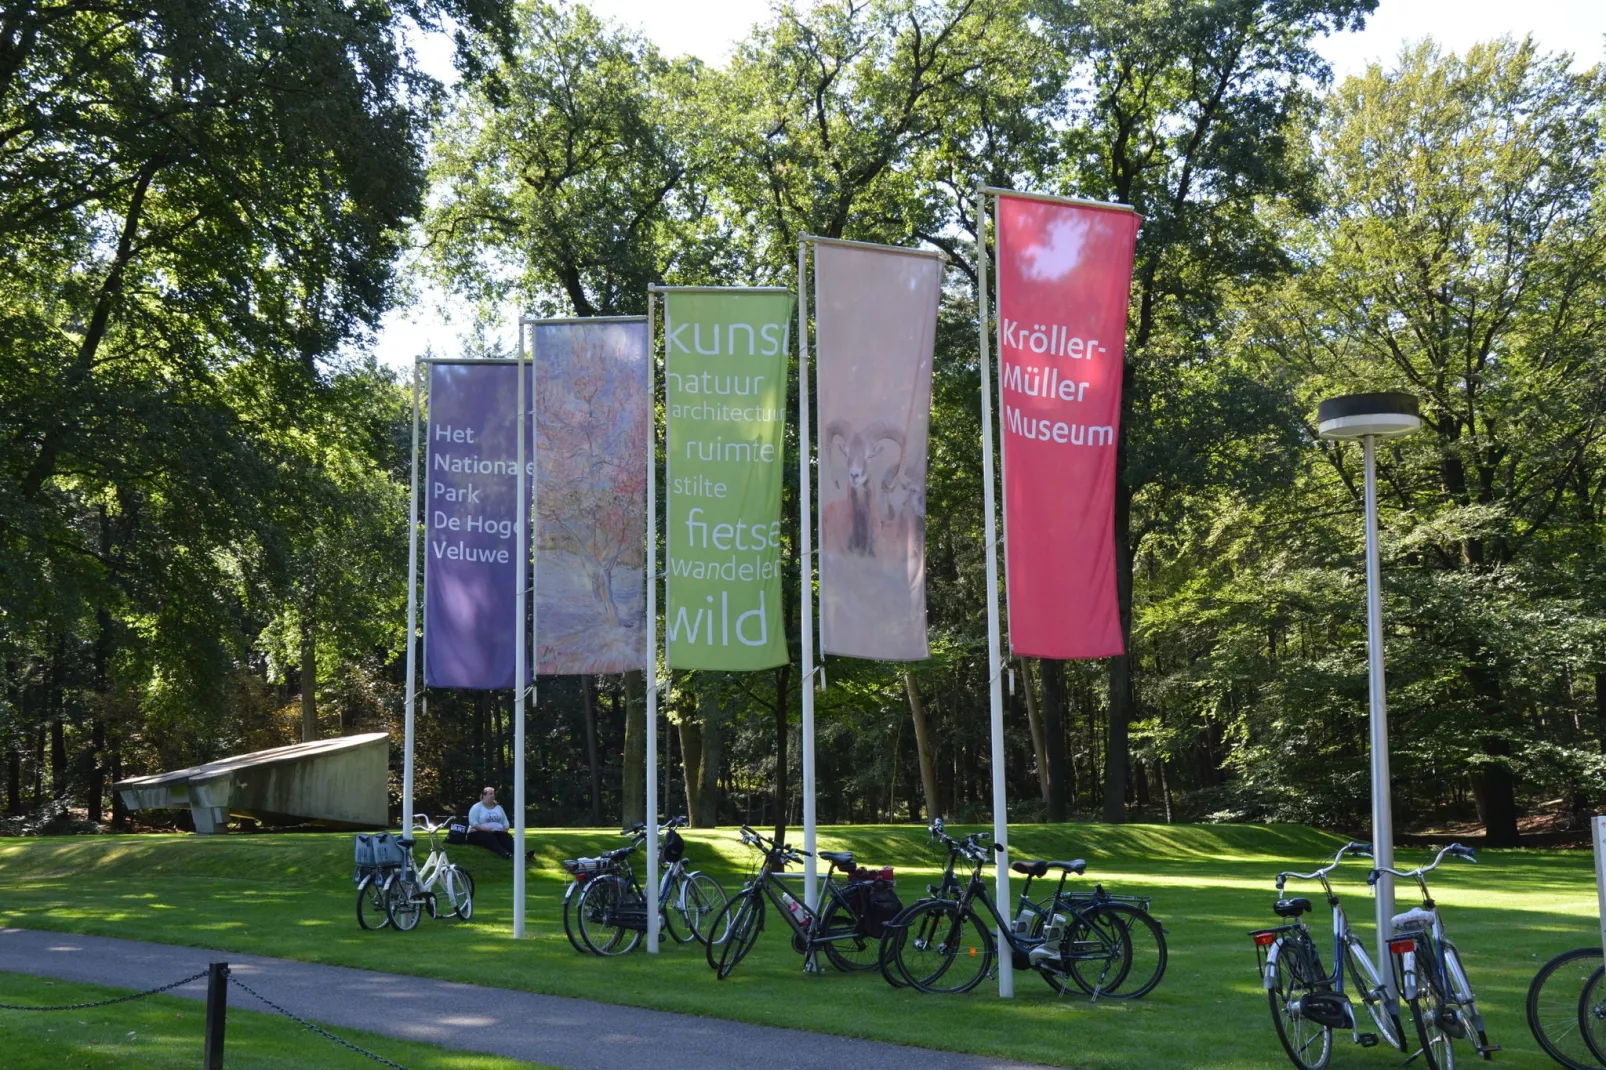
[1389,937,1415,954]
[1252,931,1277,947]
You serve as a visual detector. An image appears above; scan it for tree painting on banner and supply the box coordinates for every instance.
[664,290,793,670]
[815,243,941,661]
[995,195,1141,660]
[532,320,649,675]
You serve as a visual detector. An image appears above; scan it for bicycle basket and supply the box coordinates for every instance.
[663,827,686,864]
[354,832,407,883]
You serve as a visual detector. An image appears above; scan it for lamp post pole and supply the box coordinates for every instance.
[1361,431,1394,988]
[1316,391,1420,1000]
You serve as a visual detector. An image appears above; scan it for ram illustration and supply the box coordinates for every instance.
[821,419,925,559]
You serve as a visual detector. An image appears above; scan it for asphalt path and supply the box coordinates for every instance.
[0,927,1060,1070]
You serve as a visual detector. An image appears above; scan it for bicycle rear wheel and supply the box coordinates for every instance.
[1268,934,1332,1070]
[1527,946,1603,1070]
[355,875,390,930]
[1405,945,1457,1070]
[819,893,880,972]
[707,889,764,979]
[576,875,643,956]
[893,900,992,995]
[385,874,422,932]
[1046,904,1132,999]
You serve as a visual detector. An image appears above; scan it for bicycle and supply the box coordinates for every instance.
[566,816,728,955]
[1036,880,1168,999]
[383,814,476,931]
[1527,945,1605,1070]
[703,825,899,979]
[882,825,1132,998]
[1373,843,1498,1068]
[1250,841,1405,1070]
[879,818,970,989]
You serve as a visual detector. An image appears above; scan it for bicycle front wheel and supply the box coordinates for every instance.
[356,875,390,930]
[675,871,729,946]
[1344,936,1403,1051]
[440,864,474,920]
[1527,946,1603,1070]
[893,900,992,995]
[707,889,764,979]
[1268,934,1333,1070]
[576,875,643,956]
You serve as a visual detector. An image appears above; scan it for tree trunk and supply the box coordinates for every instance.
[772,664,790,848]
[680,677,707,826]
[621,671,646,829]
[700,678,723,828]
[1103,474,1135,823]
[5,747,19,815]
[903,669,940,821]
[300,619,317,742]
[1597,671,1606,743]
[581,675,602,825]
[50,718,65,799]
[1040,659,1069,822]
[1470,741,1520,847]
[110,744,126,830]
[86,718,105,824]
[1020,659,1051,804]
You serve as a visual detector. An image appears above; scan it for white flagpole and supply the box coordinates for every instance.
[513,321,528,939]
[976,187,1014,998]
[645,291,661,954]
[403,361,421,837]
[798,240,818,909]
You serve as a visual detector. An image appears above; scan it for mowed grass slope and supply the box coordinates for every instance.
[0,823,1596,1069]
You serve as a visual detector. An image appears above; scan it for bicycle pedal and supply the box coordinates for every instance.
[1357,1033,1378,1048]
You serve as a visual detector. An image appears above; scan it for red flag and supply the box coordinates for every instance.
[995,194,1140,659]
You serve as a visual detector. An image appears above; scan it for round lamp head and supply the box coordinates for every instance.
[1317,392,1421,440]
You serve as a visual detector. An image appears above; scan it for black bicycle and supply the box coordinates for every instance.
[562,816,727,955]
[1528,945,1606,1069]
[883,823,1132,998]
[703,825,900,979]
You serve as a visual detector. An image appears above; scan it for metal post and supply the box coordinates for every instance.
[1594,816,1606,960]
[975,188,1013,998]
[645,291,661,954]
[403,364,421,835]
[513,323,527,939]
[1363,433,1395,993]
[798,240,818,909]
[202,961,228,1070]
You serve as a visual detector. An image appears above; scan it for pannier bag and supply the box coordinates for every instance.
[663,827,686,864]
[844,869,902,938]
[353,832,408,883]
[446,817,469,845]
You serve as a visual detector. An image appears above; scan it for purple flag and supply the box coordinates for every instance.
[423,361,530,690]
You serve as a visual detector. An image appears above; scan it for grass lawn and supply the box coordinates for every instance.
[0,822,1597,1069]
[0,972,550,1069]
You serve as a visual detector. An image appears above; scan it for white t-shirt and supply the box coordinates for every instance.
[469,802,508,831]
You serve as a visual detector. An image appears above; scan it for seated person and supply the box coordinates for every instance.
[466,787,533,861]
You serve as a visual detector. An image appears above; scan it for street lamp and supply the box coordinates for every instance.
[1317,391,1421,998]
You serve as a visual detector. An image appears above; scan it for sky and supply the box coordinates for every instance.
[372,0,1606,370]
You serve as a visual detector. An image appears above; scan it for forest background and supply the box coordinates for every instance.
[2,0,1604,849]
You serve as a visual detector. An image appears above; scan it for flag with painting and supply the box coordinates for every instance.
[814,241,941,661]
[531,319,650,675]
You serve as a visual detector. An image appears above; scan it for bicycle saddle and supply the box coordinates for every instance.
[1273,897,1313,917]
[397,838,415,849]
[818,850,854,867]
[601,847,633,861]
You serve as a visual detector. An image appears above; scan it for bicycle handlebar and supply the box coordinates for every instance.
[1275,841,1373,888]
[1367,842,1476,886]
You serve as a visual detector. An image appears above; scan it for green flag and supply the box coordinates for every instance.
[664,289,793,670]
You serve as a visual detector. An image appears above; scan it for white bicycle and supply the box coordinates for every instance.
[385,813,475,930]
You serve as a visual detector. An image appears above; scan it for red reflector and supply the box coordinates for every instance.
[1389,938,1414,954]
[1253,932,1277,947]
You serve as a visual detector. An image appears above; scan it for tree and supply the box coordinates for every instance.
[1038,0,1378,820]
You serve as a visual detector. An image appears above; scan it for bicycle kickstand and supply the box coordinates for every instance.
[802,948,825,975]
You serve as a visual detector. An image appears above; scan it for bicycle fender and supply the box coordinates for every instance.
[1399,949,1417,1001]
[1264,937,1283,990]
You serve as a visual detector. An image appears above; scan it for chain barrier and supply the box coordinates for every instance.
[227,973,410,1070]
[0,969,210,1011]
